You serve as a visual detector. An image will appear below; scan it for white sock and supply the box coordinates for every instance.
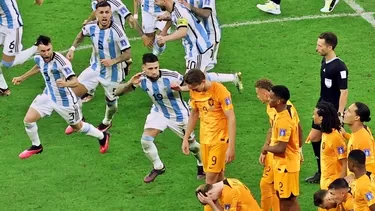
[189,140,203,166]
[0,66,8,89]
[24,122,41,146]
[102,100,118,125]
[141,136,164,170]
[152,39,166,56]
[207,72,236,83]
[12,45,38,67]
[78,122,104,139]
[87,89,95,96]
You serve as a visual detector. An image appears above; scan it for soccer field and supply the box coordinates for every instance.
[1,0,375,210]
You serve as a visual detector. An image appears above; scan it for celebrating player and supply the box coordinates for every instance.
[181,69,236,187]
[12,35,110,159]
[195,178,261,211]
[114,53,204,183]
[65,1,132,133]
[0,0,44,96]
[314,178,354,210]
[262,85,301,211]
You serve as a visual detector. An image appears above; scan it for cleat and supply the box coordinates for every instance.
[65,125,74,135]
[256,1,281,15]
[320,0,340,13]
[19,145,43,159]
[144,165,166,183]
[0,88,10,96]
[99,132,110,154]
[234,72,243,93]
[97,122,112,132]
[81,94,94,103]
[197,166,206,180]
[305,172,321,184]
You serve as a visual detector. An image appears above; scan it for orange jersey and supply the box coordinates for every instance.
[190,82,234,145]
[218,178,261,211]
[354,174,375,211]
[338,193,354,211]
[320,129,347,189]
[270,106,300,172]
[266,101,299,127]
[347,127,375,174]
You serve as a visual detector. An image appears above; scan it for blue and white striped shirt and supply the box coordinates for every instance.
[141,0,162,14]
[139,69,190,122]
[91,0,131,27]
[0,0,23,29]
[34,52,78,107]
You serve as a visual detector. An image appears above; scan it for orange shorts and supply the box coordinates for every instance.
[201,142,228,173]
[261,152,274,184]
[274,169,299,199]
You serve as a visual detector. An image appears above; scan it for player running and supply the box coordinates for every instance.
[0,0,44,96]
[114,53,205,183]
[65,1,132,133]
[155,0,243,92]
[12,35,110,159]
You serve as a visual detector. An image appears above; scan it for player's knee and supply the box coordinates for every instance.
[24,121,37,131]
[1,60,14,68]
[141,135,155,150]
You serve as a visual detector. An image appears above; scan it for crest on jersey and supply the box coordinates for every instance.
[120,40,128,47]
[279,129,286,136]
[224,204,231,210]
[208,98,214,106]
[366,192,374,201]
[225,97,231,105]
[364,149,371,157]
[337,146,345,154]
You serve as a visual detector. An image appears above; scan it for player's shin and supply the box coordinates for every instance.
[78,122,104,140]
[12,46,38,67]
[0,66,9,90]
[102,99,118,125]
[189,140,202,165]
[141,136,164,170]
[206,72,236,83]
[24,122,41,146]
[260,178,278,211]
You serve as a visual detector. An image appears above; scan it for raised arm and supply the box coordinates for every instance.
[12,65,40,85]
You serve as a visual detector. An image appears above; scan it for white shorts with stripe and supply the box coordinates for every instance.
[30,93,82,125]
[141,10,167,34]
[0,26,23,56]
[185,47,214,73]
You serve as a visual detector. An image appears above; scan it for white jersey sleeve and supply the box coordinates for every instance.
[82,24,91,36]
[112,23,131,51]
[54,53,75,79]
[109,0,131,19]
[202,0,214,9]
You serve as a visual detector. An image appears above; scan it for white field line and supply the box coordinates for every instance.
[344,0,375,27]
[29,11,374,57]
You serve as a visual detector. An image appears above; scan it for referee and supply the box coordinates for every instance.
[305,32,349,184]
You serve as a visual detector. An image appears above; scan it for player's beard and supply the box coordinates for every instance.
[147,76,159,82]
[42,55,52,62]
[159,5,166,11]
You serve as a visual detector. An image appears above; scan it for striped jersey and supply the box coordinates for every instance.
[170,2,212,57]
[138,69,190,122]
[141,0,162,14]
[34,52,78,107]
[82,21,131,83]
[91,0,131,27]
[187,0,221,43]
[0,0,23,29]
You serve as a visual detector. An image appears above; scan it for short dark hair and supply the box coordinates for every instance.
[254,79,273,91]
[313,189,328,207]
[142,53,158,64]
[348,149,366,165]
[96,0,111,9]
[271,85,290,102]
[319,32,338,50]
[316,101,341,133]
[328,178,349,190]
[35,35,51,46]
[354,102,371,122]
[184,69,206,85]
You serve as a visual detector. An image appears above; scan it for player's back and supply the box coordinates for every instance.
[34,52,78,107]
[0,0,23,29]
[353,174,375,210]
[91,0,130,27]
[142,0,162,13]
[219,178,261,211]
[171,2,212,55]
[139,69,189,122]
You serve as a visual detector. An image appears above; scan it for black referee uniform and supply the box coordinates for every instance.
[307,57,349,183]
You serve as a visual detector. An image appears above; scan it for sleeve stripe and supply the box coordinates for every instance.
[54,53,67,66]
[174,7,182,19]
[112,24,125,38]
[161,70,180,79]
[108,0,121,7]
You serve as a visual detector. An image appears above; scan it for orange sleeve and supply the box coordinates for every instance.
[221,187,239,211]
[332,135,347,160]
[363,185,375,207]
[217,84,233,112]
[343,195,354,211]
[275,117,293,143]
[189,91,197,109]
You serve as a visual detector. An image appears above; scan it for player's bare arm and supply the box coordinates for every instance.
[34,0,44,6]
[259,127,272,165]
[66,32,85,60]
[114,72,143,96]
[263,141,288,154]
[159,21,172,36]
[338,89,348,114]
[339,158,347,178]
[12,65,40,85]
[158,26,187,45]
[125,16,153,48]
[179,0,211,18]
[133,0,139,19]
[225,109,236,163]
[182,107,199,155]
[157,12,171,21]
[56,76,79,88]
[370,204,375,211]
[102,48,131,67]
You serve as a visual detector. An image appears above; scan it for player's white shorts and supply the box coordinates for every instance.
[78,67,120,101]
[144,111,195,141]
[30,93,82,125]
[0,26,23,56]
[185,47,214,73]
[141,10,167,34]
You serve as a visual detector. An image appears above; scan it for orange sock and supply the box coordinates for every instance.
[260,178,280,211]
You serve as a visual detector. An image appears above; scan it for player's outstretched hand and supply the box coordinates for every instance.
[156,35,167,46]
[141,35,153,49]
[170,83,182,91]
[35,0,44,6]
[129,72,143,85]
[101,59,114,67]
[258,153,266,166]
[157,12,171,21]
[225,147,235,163]
[12,76,23,85]
[66,50,74,61]
[56,79,67,87]
[181,140,190,155]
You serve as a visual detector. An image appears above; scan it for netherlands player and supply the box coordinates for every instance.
[314,178,354,210]
[195,178,262,211]
[262,85,301,211]
[12,35,110,159]
[65,1,132,133]
[179,0,221,69]
[0,0,44,96]
[115,53,205,183]
[155,0,243,92]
